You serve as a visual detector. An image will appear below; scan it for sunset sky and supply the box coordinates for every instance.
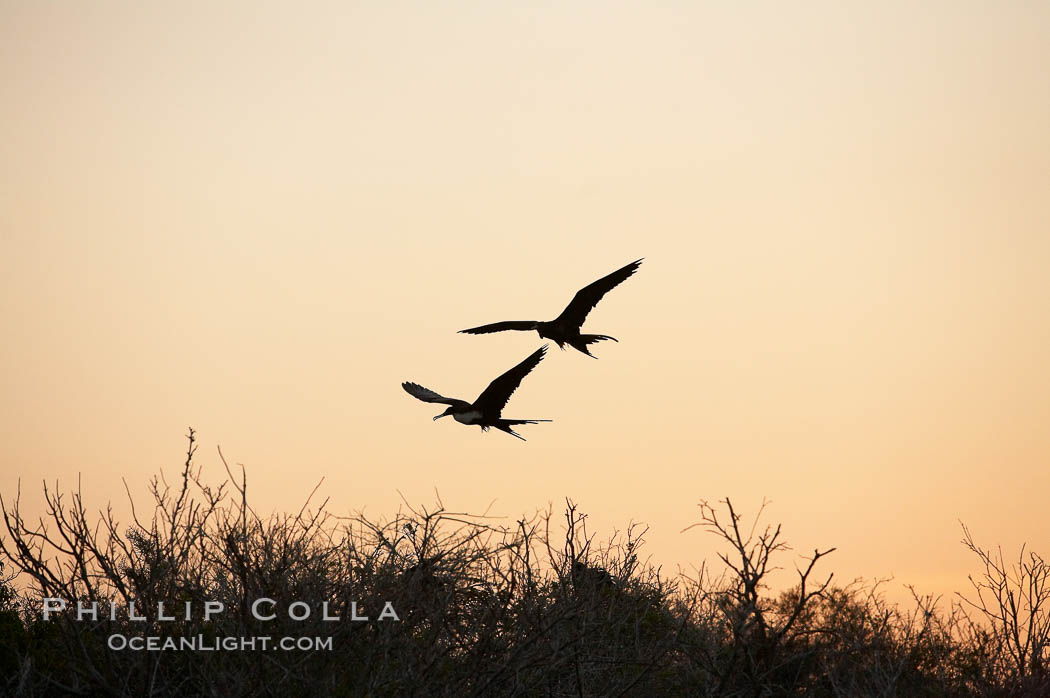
[2,1,1048,602]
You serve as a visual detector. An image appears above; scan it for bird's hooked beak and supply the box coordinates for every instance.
[433,408,453,421]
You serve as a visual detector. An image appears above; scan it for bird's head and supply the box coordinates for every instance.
[434,406,455,421]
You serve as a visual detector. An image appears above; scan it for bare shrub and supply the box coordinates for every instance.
[677,498,835,696]
[0,432,693,697]
[955,522,1050,696]
[1,435,1046,697]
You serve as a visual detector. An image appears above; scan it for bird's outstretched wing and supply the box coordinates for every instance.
[459,320,539,335]
[473,345,547,415]
[402,382,461,405]
[553,259,643,328]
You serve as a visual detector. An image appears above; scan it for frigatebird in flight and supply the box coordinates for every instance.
[459,259,642,358]
[402,345,551,441]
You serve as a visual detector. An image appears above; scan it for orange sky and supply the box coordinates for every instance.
[2,1,1048,603]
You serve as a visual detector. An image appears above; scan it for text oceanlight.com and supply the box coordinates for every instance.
[107,634,334,651]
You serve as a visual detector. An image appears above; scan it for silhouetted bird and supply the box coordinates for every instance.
[571,560,615,593]
[459,259,643,358]
[402,345,551,441]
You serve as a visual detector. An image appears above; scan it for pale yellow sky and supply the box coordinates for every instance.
[2,1,1048,602]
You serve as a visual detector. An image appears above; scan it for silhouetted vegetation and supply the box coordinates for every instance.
[1,431,1047,696]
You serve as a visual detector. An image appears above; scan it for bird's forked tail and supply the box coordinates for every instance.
[496,418,552,441]
[572,334,618,358]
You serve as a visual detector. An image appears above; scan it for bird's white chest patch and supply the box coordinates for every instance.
[454,410,483,425]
